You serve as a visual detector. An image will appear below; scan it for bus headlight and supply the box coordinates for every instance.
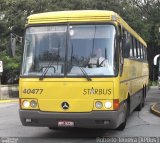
[95,101,103,109]
[22,100,30,108]
[105,101,112,109]
[30,100,38,108]
[20,99,39,109]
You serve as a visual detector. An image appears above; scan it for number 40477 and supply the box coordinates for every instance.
[23,89,43,94]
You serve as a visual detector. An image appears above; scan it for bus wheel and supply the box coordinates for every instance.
[142,86,146,107]
[136,88,145,111]
[117,118,126,130]
[117,101,128,130]
[135,96,143,111]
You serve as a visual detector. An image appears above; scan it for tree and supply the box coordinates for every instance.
[128,0,160,80]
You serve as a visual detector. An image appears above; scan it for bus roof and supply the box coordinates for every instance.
[27,10,147,47]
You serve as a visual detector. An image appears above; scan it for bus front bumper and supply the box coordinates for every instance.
[19,104,126,129]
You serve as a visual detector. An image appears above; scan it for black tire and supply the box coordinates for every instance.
[117,100,129,130]
[142,94,145,108]
[117,118,127,130]
[142,86,146,107]
[136,103,142,111]
[136,87,145,111]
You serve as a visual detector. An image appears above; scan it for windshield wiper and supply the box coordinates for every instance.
[70,40,91,81]
[79,67,92,81]
[39,42,60,80]
[39,64,56,80]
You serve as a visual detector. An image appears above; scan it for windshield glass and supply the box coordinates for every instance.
[22,26,67,76]
[21,24,116,77]
[67,25,116,76]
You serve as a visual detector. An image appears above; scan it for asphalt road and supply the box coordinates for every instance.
[0,88,160,143]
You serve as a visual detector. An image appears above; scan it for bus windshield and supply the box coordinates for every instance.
[21,24,116,77]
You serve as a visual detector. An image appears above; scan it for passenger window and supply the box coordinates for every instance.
[124,31,131,58]
[131,36,134,57]
[140,44,144,59]
[133,38,137,58]
[144,48,147,61]
[129,36,134,58]
[137,41,141,59]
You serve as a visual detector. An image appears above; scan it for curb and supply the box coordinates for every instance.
[0,99,19,103]
[151,103,160,117]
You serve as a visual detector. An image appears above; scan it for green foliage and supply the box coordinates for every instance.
[149,81,159,86]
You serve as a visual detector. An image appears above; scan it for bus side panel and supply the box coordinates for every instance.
[120,59,149,112]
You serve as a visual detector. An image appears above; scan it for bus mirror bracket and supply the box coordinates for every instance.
[120,34,125,76]
[120,55,124,76]
[122,33,127,58]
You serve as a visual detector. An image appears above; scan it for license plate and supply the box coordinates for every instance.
[58,121,74,127]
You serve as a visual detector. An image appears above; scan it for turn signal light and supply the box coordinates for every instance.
[113,99,119,110]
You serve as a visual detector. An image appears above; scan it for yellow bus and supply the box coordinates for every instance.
[19,10,149,130]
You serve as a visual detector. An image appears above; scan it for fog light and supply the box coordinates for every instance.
[30,100,37,108]
[105,101,112,109]
[95,101,103,109]
[23,100,30,108]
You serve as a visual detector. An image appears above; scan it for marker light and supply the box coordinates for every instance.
[111,15,117,21]
[113,99,119,110]
[95,101,103,109]
[23,100,30,108]
[30,100,37,108]
[105,101,112,109]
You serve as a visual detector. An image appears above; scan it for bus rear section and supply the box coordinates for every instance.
[19,78,127,129]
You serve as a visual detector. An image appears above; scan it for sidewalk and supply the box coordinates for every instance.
[0,84,19,103]
[0,84,18,100]
[149,86,160,117]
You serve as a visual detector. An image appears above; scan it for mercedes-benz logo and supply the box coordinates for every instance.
[61,102,69,110]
